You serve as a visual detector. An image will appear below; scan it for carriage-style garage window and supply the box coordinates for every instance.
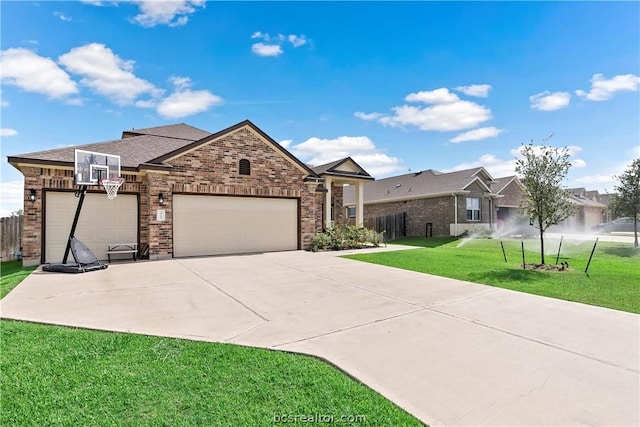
[239,159,251,175]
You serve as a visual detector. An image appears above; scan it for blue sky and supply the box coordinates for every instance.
[1,1,639,215]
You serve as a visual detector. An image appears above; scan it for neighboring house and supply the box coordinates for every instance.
[8,120,371,266]
[343,167,500,237]
[555,188,607,231]
[491,175,528,229]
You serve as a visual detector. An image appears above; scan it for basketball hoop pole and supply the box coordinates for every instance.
[62,185,88,264]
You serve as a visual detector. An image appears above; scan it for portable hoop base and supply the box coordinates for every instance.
[101,178,125,200]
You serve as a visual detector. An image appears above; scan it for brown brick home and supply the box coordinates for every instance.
[344,167,501,237]
[8,120,371,266]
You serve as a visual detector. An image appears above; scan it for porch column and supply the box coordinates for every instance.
[324,176,333,229]
[355,180,364,226]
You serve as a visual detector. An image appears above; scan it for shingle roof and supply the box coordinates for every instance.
[344,167,495,205]
[310,157,373,180]
[122,123,211,141]
[9,124,210,171]
[491,176,519,194]
[310,158,346,175]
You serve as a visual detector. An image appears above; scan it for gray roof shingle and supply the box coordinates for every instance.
[344,167,495,205]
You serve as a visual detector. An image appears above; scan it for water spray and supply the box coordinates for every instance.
[584,238,599,274]
[555,236,563,265]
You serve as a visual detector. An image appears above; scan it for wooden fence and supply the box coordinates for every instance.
[365,212,406,241]
[1,216,23,261]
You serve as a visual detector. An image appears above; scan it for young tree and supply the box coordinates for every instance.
[613,158,640,247]
[515,143,577,264]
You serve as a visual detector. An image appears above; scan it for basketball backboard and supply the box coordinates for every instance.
[74,149,121,186]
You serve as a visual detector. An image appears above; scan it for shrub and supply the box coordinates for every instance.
[311,225,384,251]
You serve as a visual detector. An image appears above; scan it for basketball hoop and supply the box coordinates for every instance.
[101,177,125,200]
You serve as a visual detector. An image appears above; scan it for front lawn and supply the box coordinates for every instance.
[344,237,640,313]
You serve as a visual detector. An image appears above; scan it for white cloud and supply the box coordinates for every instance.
[54,11,72,22]
[156,76,223,118]
[576,73,640,101]
[288,34,307,47]
[359,87,493,132]
[251,43,283,57]
[379,101,492,131]
[529,91,571,111]
[450,126,504,143]
[279,139,293,149]
[455,84,491,98]
[0,99,7,107]
[250,32,308,56]
[405,88,459,104]
[59,43,161,105]
[0,181,24,217]
[447,154,518,178]
[0,48,78,99]
[354,111,383,121]
[573,174,615,186]
[288,135,403,177]
[130,0,206,27]
[1,128,18,137]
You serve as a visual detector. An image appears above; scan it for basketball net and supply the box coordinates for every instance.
[100,177,125,200]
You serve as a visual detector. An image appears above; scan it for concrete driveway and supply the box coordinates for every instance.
[2,247,638,426]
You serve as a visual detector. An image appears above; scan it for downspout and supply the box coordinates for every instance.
[452,193,458,236]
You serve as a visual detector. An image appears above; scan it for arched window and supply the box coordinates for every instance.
[239,159,251,176]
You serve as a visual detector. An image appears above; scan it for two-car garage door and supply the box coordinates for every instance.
[173,195,298,257]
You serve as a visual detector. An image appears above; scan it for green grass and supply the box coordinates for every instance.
[1,264,422,426]
[1,261,37,298]
[345,237,640,313]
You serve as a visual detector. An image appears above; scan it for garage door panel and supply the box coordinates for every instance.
[45,192,137,263]
[173,195,298,257]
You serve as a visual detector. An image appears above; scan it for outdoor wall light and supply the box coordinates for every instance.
[158,193,164,205]
[29,189,37,202]
[315,184,328,193]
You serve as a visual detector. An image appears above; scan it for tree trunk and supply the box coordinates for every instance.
[634,217,638,248]
[539,230,545,265]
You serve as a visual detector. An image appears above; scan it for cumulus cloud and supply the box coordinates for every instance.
[0,48,78,99]
[1,128,18,137]
[59,43,161,105]
[529,91,571,111]
[0,181,24,217]
[288,135,403,177]
[156,76,223,118]
[576,73,640,101]
[251,43,283,57]
[405,88,459,104]
[251,32,308,56]
[354,111,384,121]
[448,144,587,178]
[455,84,491,98]
[450,126,504,143]
[357,87,493,132]
[129,0,206,27]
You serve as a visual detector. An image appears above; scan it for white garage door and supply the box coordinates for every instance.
[45,192,138,263]
[173,195,298,257]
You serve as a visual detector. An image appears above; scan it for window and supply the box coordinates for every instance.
[466,197,481,221]
[348,207,356,218]
[239,159,250,175]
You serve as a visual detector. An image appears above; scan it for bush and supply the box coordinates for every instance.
[311,225,384,251]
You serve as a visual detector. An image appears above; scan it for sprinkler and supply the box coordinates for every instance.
[555,236,563,265]
[500,241,508,263]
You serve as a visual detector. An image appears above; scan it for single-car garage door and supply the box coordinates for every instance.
[45,191,138,263]
[173,195,298,257]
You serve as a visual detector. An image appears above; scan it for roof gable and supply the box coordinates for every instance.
[156,120,317,177]
[311,157,373,180]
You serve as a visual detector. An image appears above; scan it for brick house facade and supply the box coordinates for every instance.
[344,168,500,237]
[9,121,370,266]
